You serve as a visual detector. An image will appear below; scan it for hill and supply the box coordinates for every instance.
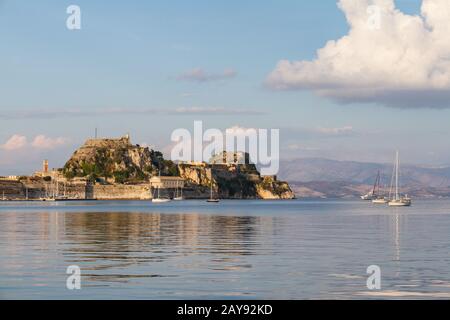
[278,158,450,199]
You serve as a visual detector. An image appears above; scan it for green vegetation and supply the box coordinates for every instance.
[164,160,179,176]
[63,141,158,183]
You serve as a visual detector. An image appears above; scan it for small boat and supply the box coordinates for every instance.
[152,197,171,203]
[389,198,411,207]
[388,151,411,207]
[372,198,388,204]
[152,187,171,203]
[361,193,374,201]
[361,173,378,201]
[207,173,220,203]
[371,171,388,204]
[173,182,184,201]
[152,169,171,203]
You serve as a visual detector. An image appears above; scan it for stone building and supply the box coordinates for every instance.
[150,176,185,189]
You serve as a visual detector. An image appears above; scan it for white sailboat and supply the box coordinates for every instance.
[152,186,171,203]
[152,170,171,203]
[388,151,411,207]
[372,171,388,204]
[360,179,375,200]
[360,193,374,200]
[207,174,219,203]
[173,181,184,201]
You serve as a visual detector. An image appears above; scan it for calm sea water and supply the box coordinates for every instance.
[1,199,450,300]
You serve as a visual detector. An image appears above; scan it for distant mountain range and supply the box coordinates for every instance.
[278,158,450,199]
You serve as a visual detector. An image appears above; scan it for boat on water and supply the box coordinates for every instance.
[360,182,375,200]
[360,193,374,201]
[152,170,171,203]
[207,173,220,203]
[372,198,388,204]
[371,171,388,204]
[173,181,184,201]
[361,172,379,201]
[152,185,171,203]
[388,151,411,207]
[152,197,171,203]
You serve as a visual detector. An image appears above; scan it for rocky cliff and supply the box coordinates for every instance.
[178,163,295,200]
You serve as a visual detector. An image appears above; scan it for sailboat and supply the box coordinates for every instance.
[388,151,411,207]
[360,178,375,200]
[207,175,219,203]
[372,171,388,204]
[360,192,373,200]
[173,181,184,201]
[152,170,171,203]
[152,186,171,203]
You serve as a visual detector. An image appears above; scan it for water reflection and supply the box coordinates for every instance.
[2,200,450,299]
[2,211,272,287]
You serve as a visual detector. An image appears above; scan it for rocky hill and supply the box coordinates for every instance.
[63,135,168,183]
[60,135,294,200]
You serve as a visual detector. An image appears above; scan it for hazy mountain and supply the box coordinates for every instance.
[278,158,450,198]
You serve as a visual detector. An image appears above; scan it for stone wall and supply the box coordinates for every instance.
[0,180,24,199]
[92,184,151,200]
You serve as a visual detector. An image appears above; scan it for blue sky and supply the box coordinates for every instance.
[1,0,449,174]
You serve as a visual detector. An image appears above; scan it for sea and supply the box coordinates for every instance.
[1,199,450,300]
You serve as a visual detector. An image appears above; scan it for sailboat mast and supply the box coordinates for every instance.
[395,151,399,200]
[158,167,161,199]
[210,168,215,200]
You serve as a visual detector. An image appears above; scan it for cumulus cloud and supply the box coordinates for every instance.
[266,0,450,108]
[31,135,68,149]
[1,135,27,150]
[177,68,237,83]
[0,134,68,151]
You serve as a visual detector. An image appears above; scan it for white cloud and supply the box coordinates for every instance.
[177,68,237,83]
[31,135,67,149]
[316,126,354,135]
[1,135,27,150]
[266,0,450,108]
[1,134,68,151]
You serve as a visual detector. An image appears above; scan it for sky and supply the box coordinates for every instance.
[1,0,450,175]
